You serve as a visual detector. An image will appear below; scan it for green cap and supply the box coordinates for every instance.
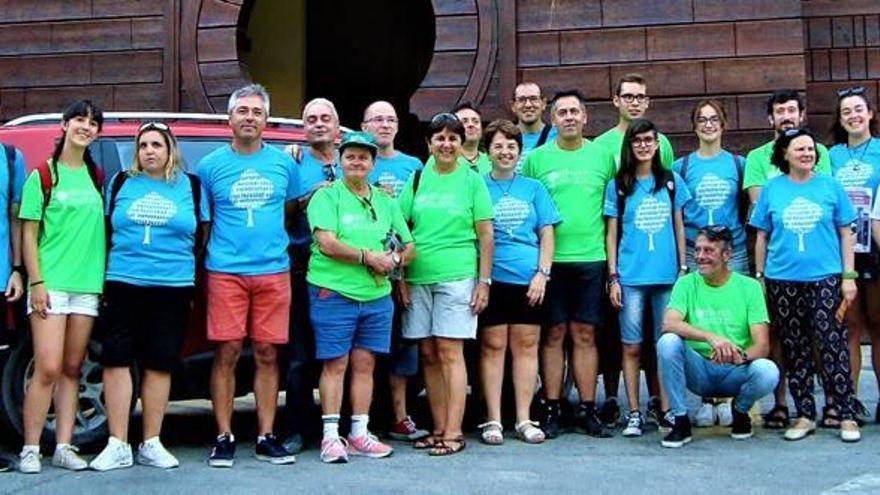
[338,131,378,157]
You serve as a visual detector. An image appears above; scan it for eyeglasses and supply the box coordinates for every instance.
[513,95,542,105]
[697,225,732,243]
[322,163,337,181]
[631,136,656,148]
[619,93,648,104]
[359,195,377,222]
[430,112,459,126]
[365,116,398,125]
[695,116,721,127]
[837,86,866,98]
[139,121,170,133]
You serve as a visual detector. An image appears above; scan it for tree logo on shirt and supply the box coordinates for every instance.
[635,195,669,251]
[835,160,872,188]
[126,192,178,245]
[231,169,274,227]
[494,195,530,236]
[782,196,823,252]
[695,173,730,225]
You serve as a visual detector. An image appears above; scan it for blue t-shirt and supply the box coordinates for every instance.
[105,172,211,286]
[368,151,423,199]
[516,124,557,172]
[673,150,746,250]
[485,174,561,285]
[0,148,25,285]
[829,137,880,253]
[603,172,691,285]
[749,174,856,281]
[197,144,303,275]
[290,149,340,247]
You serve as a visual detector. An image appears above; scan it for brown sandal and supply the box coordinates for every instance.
[413,433,442,450]
[428,436,467,456]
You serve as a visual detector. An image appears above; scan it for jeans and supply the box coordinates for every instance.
[618,284,671,345]
[657,333,779,416]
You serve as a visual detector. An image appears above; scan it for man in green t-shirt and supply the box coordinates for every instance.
[592,73,675,169]
[743,89,831,205]
[658,226,779,448]
[522,90,616,438]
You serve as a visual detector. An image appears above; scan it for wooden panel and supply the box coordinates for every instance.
[198,0,241,27]
[812,49,831,81]
[736,20,805,56]
[435,16,478,51]
[849,48,867,79]
[432,0,477,16]
[808,81,877,114]
[648,96,739,133]
[583,102,618,136]
[830,49,850,80]
[23,85,112,113]
[92,51,164,84]
[803,1,880,17]
[0,54,91,87]
[869,48,880,78]
[867,16,880,45]
[854,16,865,46]
[695,0,801,22]
[517,66,610,99]
[609,61,706,97]
[736,94,773,130]
[51,19,135,52]
[197,27,238,62]
[517,32,559,67]
[562,28,646,64]
[601,0,692,27]
[132,18,165,49]
[516,0,601,32]
[808,17,832,49]
[0,24,52,55]
[420,52,475,87]
[92,0,164,17]
[706,55,806,93]
[111,83,167,110]
[0,2,91,23]
[833,17,855,47]
[0,89,26,119]
[647,24,734,61]
[410,87,465,118]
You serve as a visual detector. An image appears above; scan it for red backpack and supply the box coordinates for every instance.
[34,160,105,213]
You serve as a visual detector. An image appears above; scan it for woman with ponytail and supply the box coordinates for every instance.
[17,100,106,474]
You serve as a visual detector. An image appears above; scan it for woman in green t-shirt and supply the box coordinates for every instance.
[18,100,106,474]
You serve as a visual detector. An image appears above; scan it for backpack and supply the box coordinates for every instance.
[35,159,105,215]
[679,151,749,223]
[534,123,553,149]
[614,169,677,245]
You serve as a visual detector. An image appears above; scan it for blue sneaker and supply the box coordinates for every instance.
[208,433,235,468]
[255,434,296,465]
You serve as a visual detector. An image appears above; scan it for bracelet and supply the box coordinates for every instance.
[754,271,764,280]
[842,270,859,280]
[608,273,620,283]
[359,249,366,265]
[11,265,23,276]
[29,280,44,287]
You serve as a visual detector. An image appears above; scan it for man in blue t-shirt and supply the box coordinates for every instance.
[360,100,429,442]
[198,84,302,467]
[283,97,341,454]
[511,82,557,171]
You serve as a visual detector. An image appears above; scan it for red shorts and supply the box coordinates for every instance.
[206,271,291,344]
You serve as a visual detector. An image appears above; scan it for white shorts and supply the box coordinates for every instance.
[402,278,477,340]
[27,290,100,317]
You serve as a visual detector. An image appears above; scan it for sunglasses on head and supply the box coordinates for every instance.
[837,86,866,98]
[430,112,459,126]
[697,225,732,243]
[782,127,808,138]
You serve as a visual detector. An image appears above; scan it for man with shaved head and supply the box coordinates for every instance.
[361,100,429,442]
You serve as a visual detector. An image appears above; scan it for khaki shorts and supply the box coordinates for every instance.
[402,278,477,340]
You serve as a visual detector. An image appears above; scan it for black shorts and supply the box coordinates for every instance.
[479,281,545,327]
[545,261,605,328]
[101,281,194,372]
[855,252,879,280]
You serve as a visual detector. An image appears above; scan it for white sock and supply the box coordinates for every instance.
[322,414,340,440]
[55,442,71,452]
[21,444,39,455]
[351,414,370,438]
[143,436,161,447]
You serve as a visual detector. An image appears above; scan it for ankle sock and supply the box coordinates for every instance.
[322,414,341,440]
[351,414,369,438]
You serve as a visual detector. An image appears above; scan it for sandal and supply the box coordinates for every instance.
[515,420,546,444]
[820,405,841,429]
[478,421,504,445]
[762,405,790,429]
[413,433,442,450]
[428,436,467,456]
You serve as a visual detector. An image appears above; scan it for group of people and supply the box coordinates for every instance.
[2,71,879,473]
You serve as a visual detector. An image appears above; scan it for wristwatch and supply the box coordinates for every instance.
[478,277,493,286]
[538,266,551,279]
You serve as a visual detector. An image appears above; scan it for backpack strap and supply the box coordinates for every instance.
[106,172,129,220]
[3,144,16,213]
[535,123,553,148]
[412,169,422,195]
[35,161,54,213]
[663,169,676,205]
[185,172,203,224]
[680,153,690,182]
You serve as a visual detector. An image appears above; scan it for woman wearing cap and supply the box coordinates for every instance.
[398,113,494,456]
[307,131,414,464]
[751,127,860,442]
[477,119,559,445]
[90,122,210,471]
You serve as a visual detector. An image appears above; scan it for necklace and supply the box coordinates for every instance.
[848,137,872,170]
[490,173,516,196]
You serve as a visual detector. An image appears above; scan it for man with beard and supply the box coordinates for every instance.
[511,82,557,170]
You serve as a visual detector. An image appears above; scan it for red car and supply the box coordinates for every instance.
[0,112,332,447]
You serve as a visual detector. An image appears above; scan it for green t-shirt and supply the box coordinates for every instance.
[667,272,769,359]
[743,140,832,190]
[398,162,493,284]
[592,127,675,170]
[19,162,105,293]
[425,152,492,175]
[306,181,413,301]
[522,139,615,262]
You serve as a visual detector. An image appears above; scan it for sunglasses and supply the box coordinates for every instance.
[782,127,810,138]
[837,86,866,98]
[430,112,460,126]
[138,121,170,133]
[358,195,377,222]
[697,225,732,243]
[322,163,337,182]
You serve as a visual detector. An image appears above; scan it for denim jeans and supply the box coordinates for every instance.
[657,333,779,416]
[618,284,671,345]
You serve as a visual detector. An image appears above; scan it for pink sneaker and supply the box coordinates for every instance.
[320,437,348,464]
[347,434,393,458]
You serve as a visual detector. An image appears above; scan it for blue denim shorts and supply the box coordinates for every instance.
[618,284,672,345]
[308,285,393,360]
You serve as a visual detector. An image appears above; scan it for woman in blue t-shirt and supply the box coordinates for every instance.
[751,127,860,443]
[91,122,210,471]
[829,86,880,424]
[604,118,690,437]
[477,119,560,445]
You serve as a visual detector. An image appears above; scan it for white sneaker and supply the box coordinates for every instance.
[694,402,716,427]
[138,438,179,469]
[89,437,133,471]
[716,402,733,427]
[18,448,41,474]
[52,444,88,471]
[622,411,644,437]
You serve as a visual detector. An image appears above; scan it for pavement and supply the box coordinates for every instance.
[3,351,880,494]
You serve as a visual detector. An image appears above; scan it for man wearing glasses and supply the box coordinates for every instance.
[658,226,779,448]
[593,73,675,169]
[511,82,557,171]
[282,97,342,454]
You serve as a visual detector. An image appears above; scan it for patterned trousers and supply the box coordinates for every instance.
[766,276,855,420]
